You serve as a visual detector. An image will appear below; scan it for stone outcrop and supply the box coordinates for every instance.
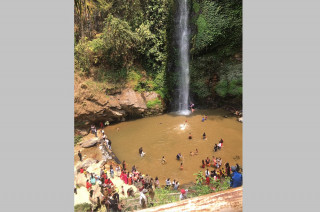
[140,187,243,212]
[74,75,165,130]
[81,137,99,148]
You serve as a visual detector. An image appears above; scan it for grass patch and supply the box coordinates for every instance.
[146,98,161,109]
[74,135,83,146]
[74,203,91,212]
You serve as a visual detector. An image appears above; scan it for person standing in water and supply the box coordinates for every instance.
[203,132,206,140]
[161,156,167,164]
[139,147,146,157]
[176,153,182,160]
[180,163,183,170]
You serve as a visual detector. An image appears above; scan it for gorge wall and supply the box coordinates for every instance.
[74,0,242,129]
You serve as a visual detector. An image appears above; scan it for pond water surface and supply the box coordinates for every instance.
[106,109,242,185]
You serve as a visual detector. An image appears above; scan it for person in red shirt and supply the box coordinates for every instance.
[128,176,132,185]
[80,168,84,173]
[206,176,210,185]
[86,180,92,191]
[105,178,114,186]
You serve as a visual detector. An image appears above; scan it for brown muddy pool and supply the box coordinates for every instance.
[105,109,242,185]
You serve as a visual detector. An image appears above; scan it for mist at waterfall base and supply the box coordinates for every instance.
[175,0,191,116]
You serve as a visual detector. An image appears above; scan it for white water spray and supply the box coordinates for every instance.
[177,0,190,115]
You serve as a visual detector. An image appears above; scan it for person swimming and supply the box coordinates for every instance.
[180,163,183,170]
[188,133,192,139]
[195,149,198,155]
[190,151,194,156]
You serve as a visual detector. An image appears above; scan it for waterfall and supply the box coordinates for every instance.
[176,0,190,115]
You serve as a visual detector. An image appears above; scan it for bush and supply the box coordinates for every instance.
[74,135,83,146]
[146,98,162,109]
[74,203,92,212]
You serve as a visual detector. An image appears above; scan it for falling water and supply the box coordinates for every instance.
[176,0,190,115]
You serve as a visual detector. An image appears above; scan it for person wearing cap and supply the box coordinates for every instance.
[179,189,188,200]
[230,166,242,188]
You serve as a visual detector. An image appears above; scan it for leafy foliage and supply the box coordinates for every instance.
[74,135,83,146]
[192,0,242,55]
[74,203,92,212]
[153,188,179,207]
[146,98,162,108]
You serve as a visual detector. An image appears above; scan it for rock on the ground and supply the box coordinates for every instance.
[75,173,87,187]
[76,158,98,170]
[81,137,99,148]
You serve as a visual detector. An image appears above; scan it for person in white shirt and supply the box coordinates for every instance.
[205,169,210,178]
[165,178,171,189]
[174,181,179,190]
[139,189,148,209]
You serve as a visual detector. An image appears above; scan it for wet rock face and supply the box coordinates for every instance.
[75,87,165,128]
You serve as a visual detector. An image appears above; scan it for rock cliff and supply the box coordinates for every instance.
[74,74,165,132]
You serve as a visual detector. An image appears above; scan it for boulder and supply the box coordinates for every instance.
[75,173,87,187]
[81,137,99,148]
[76,158,97,170]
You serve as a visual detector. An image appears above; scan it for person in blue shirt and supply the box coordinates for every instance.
[230,166,242,188]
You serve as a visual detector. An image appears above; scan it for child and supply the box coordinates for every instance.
[155,177,160,189]
[121,186,125,196]
[174,181,179,190]
[180,163,183,170]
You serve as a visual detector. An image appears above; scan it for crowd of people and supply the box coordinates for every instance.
[76,116,242,211]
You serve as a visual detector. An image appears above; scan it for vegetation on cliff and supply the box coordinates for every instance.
[189,0,242,107]
[74,0,242,112]
[74,0,174,100]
